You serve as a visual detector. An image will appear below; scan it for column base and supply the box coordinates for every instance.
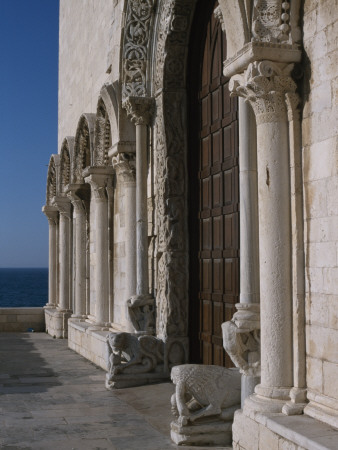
[243,384,291,415]
[44,308,71,339]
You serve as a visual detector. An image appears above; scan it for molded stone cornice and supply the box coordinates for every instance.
[229,60,299,124]
[42,205,58,225]
[122,96,155,126]
[83,166,114,200]
[52,196,72,218]
[112,152,136,184]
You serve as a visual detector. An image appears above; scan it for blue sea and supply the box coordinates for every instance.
[0,268,48,308]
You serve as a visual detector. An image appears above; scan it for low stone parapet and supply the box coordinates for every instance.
[0,307,45,332]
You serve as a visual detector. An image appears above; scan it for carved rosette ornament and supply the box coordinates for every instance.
[122,96,155,126]
[122,0,156,100]
[230,60,299,124]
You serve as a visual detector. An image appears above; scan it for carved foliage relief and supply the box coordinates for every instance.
[122,0,155,100]
[73,118,91,184]
[94,99,111,166]
[47,158,57,205]
[60,145,70,194]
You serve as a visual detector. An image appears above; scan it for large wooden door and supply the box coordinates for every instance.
[189,2,239,366]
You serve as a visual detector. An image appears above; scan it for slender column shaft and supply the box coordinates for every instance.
[239,98,260,306]
[136,123,149,296]
[95,197,109,324]
[74,206,87,316]
[58,213,71,311]
[257,119,293,390]
[48,219,57,306]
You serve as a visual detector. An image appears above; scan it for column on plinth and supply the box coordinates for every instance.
[122,96,155,334]
[237,97,260,405]
[112,152,136,332]
[42,205,59,307]
[67,184,89,318]
[230,61,297,412]
[83,167,114,328]
[52,196,72,312]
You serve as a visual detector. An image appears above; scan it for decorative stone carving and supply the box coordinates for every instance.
[222,303,260,377]
[170,364,241,446]
[73,115,95,184]
[46,155,59,206]
[229,60,298,124]
[60,144,71,194]
[122,96,155,125]
[112,152,136,184]
[122,0,155,100]
[127,294,155,333]
[105,332,187,389]
[93,99,111,166]
[52,196,72,219]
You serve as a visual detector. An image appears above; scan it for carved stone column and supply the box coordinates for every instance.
[112,152,136,331]
[67,184,89,318]
[237,97,260,404]
[230,61,296,412]
[123,96,155,334]
[52,196,72,312]
[83,167,114,327]
[42,205,59,307]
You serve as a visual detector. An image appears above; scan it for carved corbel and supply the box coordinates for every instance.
[83,167,115,200]
[66,183,90,216]
[52,196,72,219]
[222,303,260,377]
[122,96,155,126]
[42,205,59,226]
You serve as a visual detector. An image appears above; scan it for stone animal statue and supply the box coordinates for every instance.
[171,364,241,426]
[106,332,164,379]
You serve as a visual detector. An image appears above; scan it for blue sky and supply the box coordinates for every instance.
[0,0,59,267]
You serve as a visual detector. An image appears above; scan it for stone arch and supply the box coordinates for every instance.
[72,114,95,184]
[59,137,74,193]
[93,98,112,166]
[46,154,59,205]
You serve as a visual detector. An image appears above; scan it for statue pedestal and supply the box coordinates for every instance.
[171,418,233,447]
[105,371,169,389]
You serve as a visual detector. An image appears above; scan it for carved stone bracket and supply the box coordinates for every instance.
[222,304,260,377]
[112,152,136,184]
[83,167,115,200]
[66,183,90,215]
[229,60,298,124]
[122,96,155,126]
[127,294,155,334]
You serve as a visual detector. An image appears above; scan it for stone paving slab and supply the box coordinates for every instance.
[0,333,231,450]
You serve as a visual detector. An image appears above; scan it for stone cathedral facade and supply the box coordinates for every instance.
[43,0,337,448]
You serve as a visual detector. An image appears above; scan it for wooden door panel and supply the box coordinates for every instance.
[189,0,239,366]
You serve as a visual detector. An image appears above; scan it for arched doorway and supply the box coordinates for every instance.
[188,0,239,366]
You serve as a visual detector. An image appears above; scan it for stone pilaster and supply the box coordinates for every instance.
[67,184,90,318]
[83,166,114,328]
[52,196,72,313]
[122,96,155,334]
[230,60,297,412]
[42,205,59,307]
[112,152,136,332]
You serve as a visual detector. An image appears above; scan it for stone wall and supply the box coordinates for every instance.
[302,0,338,409]
[58,0,121,150]
[0,308,45,332]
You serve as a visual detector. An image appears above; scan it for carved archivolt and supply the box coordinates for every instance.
[46,155,59,205]
[122,0,156,100]
[59,139,72,194]
[72,114,95,184]
[93,99,111,166]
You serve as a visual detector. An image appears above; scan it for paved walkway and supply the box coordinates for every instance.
[0,333,229,450]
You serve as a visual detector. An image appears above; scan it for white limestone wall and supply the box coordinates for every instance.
[302,0,338,409]
[58,0,123,149]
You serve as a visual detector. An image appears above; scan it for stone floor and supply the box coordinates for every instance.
[0,333,231,450]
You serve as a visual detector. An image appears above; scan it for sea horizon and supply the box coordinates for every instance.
[0,268,48,308]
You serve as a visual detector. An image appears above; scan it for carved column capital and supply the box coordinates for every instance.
[112,152,136,184]
[83,166,114,200]
[229,61,298,124]
[42,205,59,225]
[52,196,72,219]
[122,96,155,126]
[66,183,90,215]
